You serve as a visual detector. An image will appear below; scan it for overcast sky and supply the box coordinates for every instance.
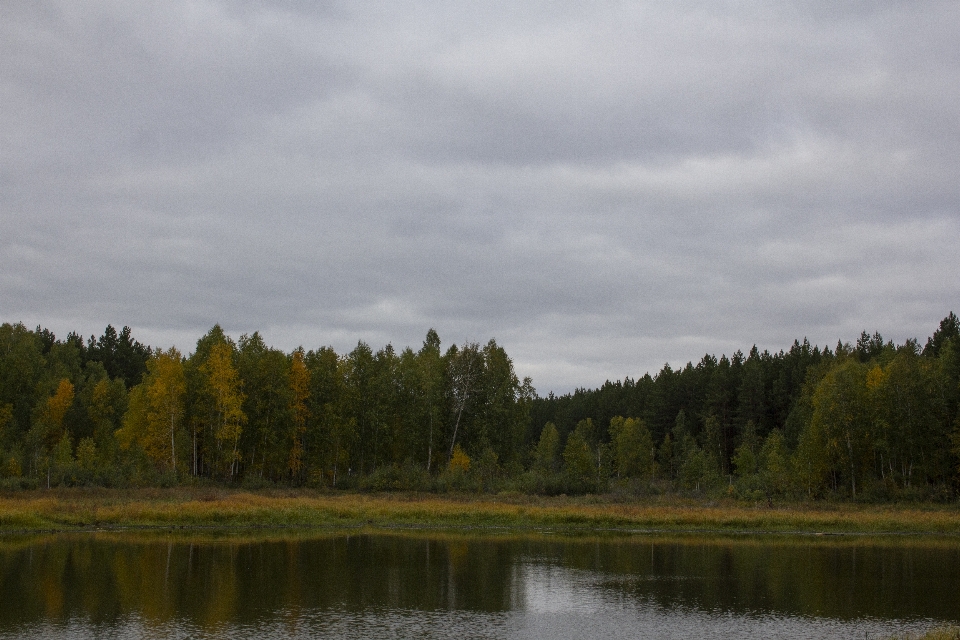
[2,1,958,394]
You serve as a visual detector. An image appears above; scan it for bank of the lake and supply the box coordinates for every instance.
[2,488,960,535]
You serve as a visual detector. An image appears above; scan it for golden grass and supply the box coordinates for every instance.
[1,488,960,534]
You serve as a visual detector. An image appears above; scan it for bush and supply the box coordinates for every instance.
[0,477,39,491]
[241,474,275,490]
[357,462,433,492]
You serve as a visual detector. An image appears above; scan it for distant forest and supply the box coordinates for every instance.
[1,313,958,501]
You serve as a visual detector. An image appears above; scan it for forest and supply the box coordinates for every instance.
[0,314,958,501]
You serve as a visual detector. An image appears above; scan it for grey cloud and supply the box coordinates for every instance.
[2,0,959,394]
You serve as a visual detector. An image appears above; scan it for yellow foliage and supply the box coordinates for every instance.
[866,364,886,391]
[76,437,97,474]
[47,379,75,427]
[200,343,246,477]
[449,444,471,473]
[145,348,186,471]
[116,385,147,451]
[4,457,21,478]
[0,403,12,439]
[117,348,186,473]
[88,380,113,426]
[201,343,246,445]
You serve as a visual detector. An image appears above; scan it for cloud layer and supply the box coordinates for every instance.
[3,1,958,393]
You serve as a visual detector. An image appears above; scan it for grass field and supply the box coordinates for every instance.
[1,487,960,535]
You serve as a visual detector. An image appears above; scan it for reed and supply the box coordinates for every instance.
[1,488,960,534]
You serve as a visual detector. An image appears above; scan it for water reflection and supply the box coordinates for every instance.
[0,530,956,639]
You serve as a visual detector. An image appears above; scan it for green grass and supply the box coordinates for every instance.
[2,487,960,534]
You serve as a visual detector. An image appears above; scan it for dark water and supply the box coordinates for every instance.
[0,529,957,639]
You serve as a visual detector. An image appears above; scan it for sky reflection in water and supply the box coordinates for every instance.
[0,531,955,639]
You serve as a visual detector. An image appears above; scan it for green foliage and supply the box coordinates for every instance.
[562,419,610,492]
[657,432,673,479]
[533,422,560,473]
[473,446,500,491]
[758,429,789,495]
[679,447,720,492]
[609,416,655,479]
[562,419,593,483]
[0,314,957,502]
[85,325,151,388]
[732,443,756,479]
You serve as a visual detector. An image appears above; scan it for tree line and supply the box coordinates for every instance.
[0,314,958,500]
[0,324,533,490]
[531,312,960,500]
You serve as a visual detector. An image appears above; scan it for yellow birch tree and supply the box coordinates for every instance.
[117,348,186,473]
[146,348,186,473]
[201,342,246,478]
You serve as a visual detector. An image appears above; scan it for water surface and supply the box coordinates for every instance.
[0,529,957,638]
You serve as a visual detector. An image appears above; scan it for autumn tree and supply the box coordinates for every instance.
[117,348,186,475]
[147,348,187,473]
[200,342,246,479]
[27,379,75,486]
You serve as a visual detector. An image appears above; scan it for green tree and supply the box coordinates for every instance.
[446,342,482,462]
[0,324,46,444]
[418,330,445,473]
[51,431,74,486]
[757,429,789,495]
[700,413,725,474]
[808,359,872,497]
[657,431,673,480]
[85,325,152,389]
[288,348,310,482]
[609,416,654,479]
[237,333,292,481]
[0,404,13,455]
[924,312,960,358]
[533,422,560,474]
[563,419,606,491]
[732,419,759,479]
[668,409,697,480]
[305,346,356,487]
[28,379,75,486]
[75,436,98,483]
[679,446,718,492]
[857,341,953,492]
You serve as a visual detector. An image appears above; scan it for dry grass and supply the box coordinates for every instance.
[1,488,960,534]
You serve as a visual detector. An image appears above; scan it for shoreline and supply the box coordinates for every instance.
[2,487,960,536]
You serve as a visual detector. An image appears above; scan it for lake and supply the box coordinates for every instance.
[0,529,957,639]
